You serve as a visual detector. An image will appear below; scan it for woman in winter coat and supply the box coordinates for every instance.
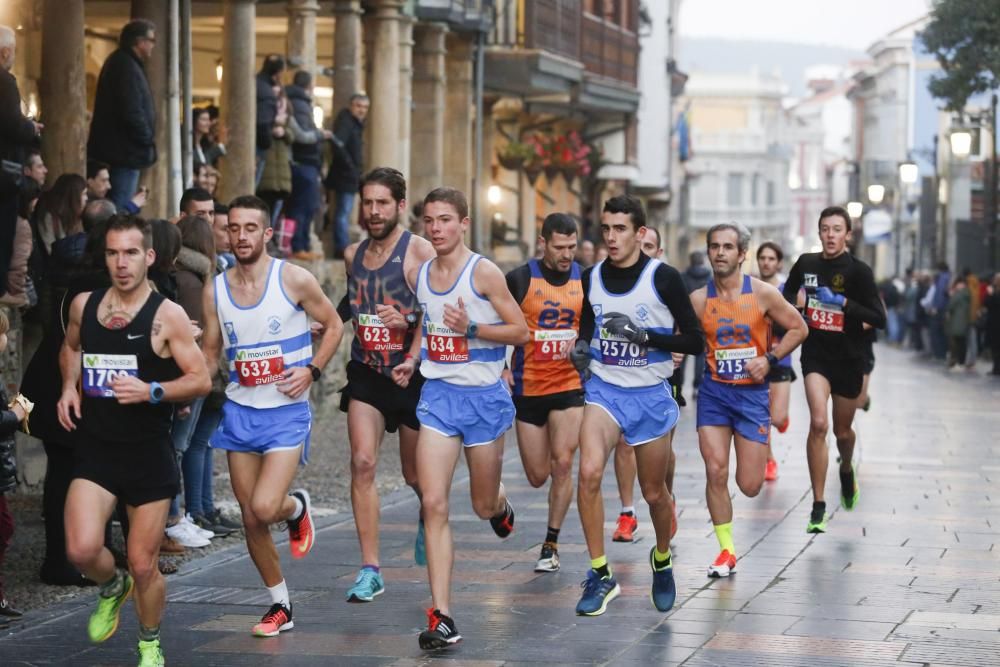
[256,86,295,229]
[946,278,971,368]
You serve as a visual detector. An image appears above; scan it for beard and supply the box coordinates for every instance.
[235,240,265,265]
[365,210,400,241]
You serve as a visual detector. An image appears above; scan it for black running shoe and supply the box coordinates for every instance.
[418,608,462,649]
[489,499,515,538]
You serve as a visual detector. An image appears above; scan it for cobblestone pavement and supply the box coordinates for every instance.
[1,344,998,665]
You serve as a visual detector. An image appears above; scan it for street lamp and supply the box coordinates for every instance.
[895,162,919,276]
[847,201,863,219]
[899,162,919,185]
[950,130,972,158]
[487,185,502,206]
[867,184,885,205]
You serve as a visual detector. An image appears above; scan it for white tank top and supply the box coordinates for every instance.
[587,258,676,387]
[416,253,505,386]
[214,259,313,408]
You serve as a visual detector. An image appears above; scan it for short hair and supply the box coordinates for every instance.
[105,213,153,250]
[82,199,117,233]
[228,194,272,227]
[707,222,751,254]
[214,202,229,215]
[119,19,155,49]
[180,187,213,212]
[0,25,16,51]
[360,167,406,203]
[644,227,661,247]
[818,205,852,231]
[193,106,211,122]
[25,150,42,167]
[756,240,784,262]
[260,53,285,77]
[349,93,369,104]
[423,187,468,220]
[602,195,646,230]
[292,70,312,88]
[541,213,579,240]
[86,159,110,180]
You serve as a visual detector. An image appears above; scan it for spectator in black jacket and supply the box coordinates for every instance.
[286,71,331,259]
[87,19,157,212]
[325,93,368,258]
[255,54,286,188]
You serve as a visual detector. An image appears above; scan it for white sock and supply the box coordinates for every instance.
[289,494,304,521]
[621,505,635,515]
[267,580,290,607]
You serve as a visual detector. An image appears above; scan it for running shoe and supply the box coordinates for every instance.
[840,465,860,510]
[534,542,560,572]
[806,507,828,534]
[489,499,515,538]
[418,608,462,649]
[575,570,620,616]
[252,602,294,637]
[165,519,210,548]
[649,547,677,612]
[183,513,215,539]
[707,549,737,578]
[288,489,315,559]
[612,512,637,542]
[765,459,779,481]
[87,572,133,643]
[137,638,165,667]
[346,568,385,602]
[862,396,871,412]
[776,418,789,434]
[414,519,426,566]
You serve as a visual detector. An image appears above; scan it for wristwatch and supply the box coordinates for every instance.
[405,312,419,329]
[306,364,322,381]
[765,353,779,368]
[466,321,479,339]
[149,381,165,404]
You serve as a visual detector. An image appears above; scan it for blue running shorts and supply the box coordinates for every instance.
[212,401,312,463]
[417,379,515,447]
[696,376,771,444]
[584,374,679,446]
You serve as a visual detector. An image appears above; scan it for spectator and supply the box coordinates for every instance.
[87,19,157,211]
[255,54,286,187]
[85,160,112,200]
[21,150,47,187]
[179,186,214,224]
[903,269,922,351]
[879,276,902,344]
[193,163,219,198]
[286,70,330,259]
[985,273,1000,376]
[148,218,180,301]
[212,202,234,270]
[965,268,981,368]
[32,173,88,256]
[256,86,294,233]
[928,261,951,360]
[1,179,40,307]
[192,106,225,173]
[325,92,368,258]
[946,277,971,369]
[576,239,596,267]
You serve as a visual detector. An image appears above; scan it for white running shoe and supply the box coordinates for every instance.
[166,520,211,548]
[184,513,215,539]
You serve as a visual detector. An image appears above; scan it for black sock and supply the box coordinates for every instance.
[138,624,160,642]
[620,510,634,517]
[593,562,610,578]
[811,501,826,522]
[545,526,560,544]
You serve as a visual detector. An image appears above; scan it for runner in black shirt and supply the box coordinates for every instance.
[782,206,885,533]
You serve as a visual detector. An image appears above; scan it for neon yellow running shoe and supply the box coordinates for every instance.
[88,572,133,643]
[840,465,860,511]
[137,638,165,667]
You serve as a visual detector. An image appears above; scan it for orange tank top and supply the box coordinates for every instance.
[510,260,583,396]
[702,274,770,385]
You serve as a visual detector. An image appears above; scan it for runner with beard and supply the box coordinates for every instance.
[201,195,344,637]
[338,168,435,602]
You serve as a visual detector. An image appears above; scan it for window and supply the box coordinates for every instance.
[766,180,776,206]
[751,174,760,206]
[727,173,743,207]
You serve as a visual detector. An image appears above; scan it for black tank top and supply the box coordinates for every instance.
[80,288,181,443]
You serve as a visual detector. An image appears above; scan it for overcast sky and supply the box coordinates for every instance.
[679,0,933,51]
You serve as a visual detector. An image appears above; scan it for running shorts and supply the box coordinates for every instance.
[696,376,771,444]
[212,400,312,463]
[339,360,424,432]
[513,389,585,426]
[584,374,679,446]
[801,356,865,399]
[74,436,178,506]
[417,379,515,447]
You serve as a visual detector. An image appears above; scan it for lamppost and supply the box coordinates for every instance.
[896,161,918,275]
[945,127,973,269]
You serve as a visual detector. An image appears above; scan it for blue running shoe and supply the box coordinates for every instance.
[414,519,427,566]
[346,568,385,603]
[649,547,676,612]
[575,569,620,616]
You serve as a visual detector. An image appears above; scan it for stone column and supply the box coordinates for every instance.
[218,0,256,202]
[332,0,362,113]
[443,33,473,194]
[410,22,447,203]
[39,0,86,181]
[367,0,402,170]
[131,0,170,218]
[287,0,319,76]
[397,15,413,180]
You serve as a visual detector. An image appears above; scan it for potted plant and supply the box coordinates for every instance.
[496,140,534,171]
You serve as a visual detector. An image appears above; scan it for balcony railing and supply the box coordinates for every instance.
[580,11,638,87]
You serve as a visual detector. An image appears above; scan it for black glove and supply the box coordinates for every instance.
[601,312,649,346]
[569,338,592,381]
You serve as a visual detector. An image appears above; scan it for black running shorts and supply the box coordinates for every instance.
[74,435,179,506]
[862,339,875,375]
[801,356,864,399]
[766,365,797,383]
[512,389,585,427]
[339,360,424,432]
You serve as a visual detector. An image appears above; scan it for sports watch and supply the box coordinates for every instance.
[466,321,479,339]
[307,364,322,381]
[149,381,165,404]
[765,353,779,368]
[405,312,419,329]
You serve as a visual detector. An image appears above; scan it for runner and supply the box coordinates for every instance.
[692,224,807,577]
[570,195,704,617]
[782,206,886,533]
[503,212,584,572]
[201,195,343,636]
[414,187,529,649]
[756,240,796,481]
[58,214,211,667]
[339,167,435,602]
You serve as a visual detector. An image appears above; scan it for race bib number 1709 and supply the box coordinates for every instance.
[82,353,139,398]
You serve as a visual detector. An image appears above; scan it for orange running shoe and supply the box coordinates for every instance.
[765,459,779,481]
[612,512,638,542]
[288,489,314,559]
[252,602,293,637]
[776,418,789,434]
[707,550,737,578]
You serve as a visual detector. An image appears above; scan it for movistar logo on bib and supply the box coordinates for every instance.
[236,345,282,361]
[426,322,459,336]
[358,313,386,328]
[84,354,138,370]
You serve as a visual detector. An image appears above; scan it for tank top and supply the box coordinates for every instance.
[511,259,583,397]
[348,231,419,377]
[702,274,770,385]
[415,253,505,386]
[587,259,675,387]
[80,288,180,443]
[774,281,792,368]
[214,259,313,409]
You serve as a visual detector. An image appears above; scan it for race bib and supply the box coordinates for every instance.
[806,297,845,332]
[82,353,139,398]
[598,328,647,367]
[714,347,756,382]
[426,322,469,362]
[533,329,576,362]
[357,313,405,352]
[234,345,285,387]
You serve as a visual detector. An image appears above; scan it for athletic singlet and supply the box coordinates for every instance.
[773,281,792,368]
[702,274,770,385]
[348,231,419,377]
[214,259,313,409]
[80,288,180,442]
[510,259,583,397]
[416,253,505,386]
